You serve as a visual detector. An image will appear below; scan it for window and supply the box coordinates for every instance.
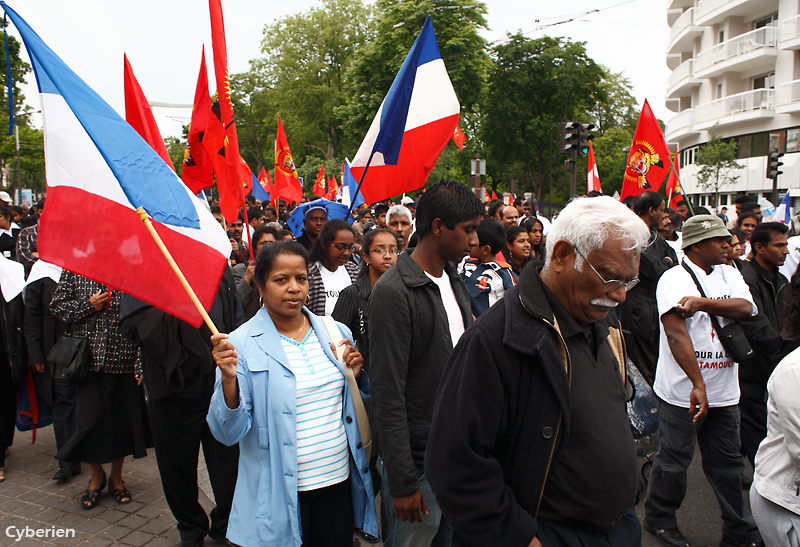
[769,131,785,153]
[754,14,778,29]
[738,135,753,159]
[718,30,725,43]
[721,194,729,206]
[752,133,770,156]
[753,73,776,90]
[717,83,724,99]
[787,128,800,152]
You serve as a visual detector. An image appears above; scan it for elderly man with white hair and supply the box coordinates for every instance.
[425,196,650,547]
[386,205,414,249]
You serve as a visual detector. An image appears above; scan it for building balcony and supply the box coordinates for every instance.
[667,59,701,99]
[694,88,775,130]
[779,15,800,50]
[668,8,683,26]
[665,109,698,142]
[696,0,767,26]
[668,8,704,55]
[776,79,800,113]
[669,0,695,11]
[694,27,778,79]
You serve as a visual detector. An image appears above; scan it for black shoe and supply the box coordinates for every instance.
[207,530,232,545]
[355,527,380,543]
[645,522,690,547]
[719,539,763,547]
[178,539,204,547]
[53,463,81,481]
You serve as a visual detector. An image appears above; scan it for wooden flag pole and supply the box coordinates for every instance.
[135,207,220,336]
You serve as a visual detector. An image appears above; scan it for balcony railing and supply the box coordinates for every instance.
[668,59,695,92]
[697,0,730,21]
[695,27,778,72]
[669,8,696,43]
[666,109,695,136]
[781,15,800,42]
[695,88,774,123]
[778,79,800,105]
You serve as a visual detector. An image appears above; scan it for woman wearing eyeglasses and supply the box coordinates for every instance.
[332,228,398,543]
[307,220,359,316]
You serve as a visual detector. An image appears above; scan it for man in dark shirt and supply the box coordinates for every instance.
[295,205,327,251]
[426,196,650,547]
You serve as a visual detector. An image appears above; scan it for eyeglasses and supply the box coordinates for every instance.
[332,244,355,252]
[370,248,398,256]
[572,245,639,293]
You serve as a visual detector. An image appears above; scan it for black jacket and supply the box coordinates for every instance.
[332,275,372,373]
[740,259,790,385]
[369,251,472,496]
[23,276,68,404]
[425,266,629,547]
[119,267,244,400]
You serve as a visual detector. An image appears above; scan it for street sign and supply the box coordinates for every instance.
[470,159,486,175]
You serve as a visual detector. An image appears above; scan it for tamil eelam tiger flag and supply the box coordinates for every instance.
[207,0,250,222]
[350,15,460,203]
[1,2,231,327]
[312,164,326,198]
[587,140,601,194]
[621,99,672,199]
[182,47,215,194]
[665,151,686,210]
[123,54,174,171]
[452,125,466,150]
[274,116,304,204]
[327,175,339,202]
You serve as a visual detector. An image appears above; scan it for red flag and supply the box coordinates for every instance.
[621,100,672,198]
[312,164,326,198]
[123,55,174,171]
[274,117,304,204]
[327,175,339,201]
[587,140,601,194]
[665,151,685,209]
[181,48,215,194]
[491,190,498,200]
[207,0,251,222]
[257,168,276,206]
[453,125,466,150]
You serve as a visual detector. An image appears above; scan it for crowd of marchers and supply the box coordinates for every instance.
[1,183,799,547]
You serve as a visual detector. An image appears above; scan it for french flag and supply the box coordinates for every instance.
[2,2,231,327]
[350,15,459,204]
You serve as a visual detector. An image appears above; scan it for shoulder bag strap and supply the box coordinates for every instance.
[321,315,372,460]
[680,259,725,335]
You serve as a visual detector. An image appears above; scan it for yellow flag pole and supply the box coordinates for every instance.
[135,207,220,336]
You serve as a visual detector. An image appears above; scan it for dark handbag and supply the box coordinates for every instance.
[46,314,98,383]
[681,261,754,363]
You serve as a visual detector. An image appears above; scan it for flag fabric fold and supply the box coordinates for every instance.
[587,140,601,194]
[338,159,365,208]
[453,125,466,150]
[327,175,339,202]
[312,164,326,198]
[1,2,232,327]
[775,191,791,224]
[250,171,269,203]
[123,54,174,171]
[182,47,215,194]
[621,99,671,199]
[350,15,460,203]
[274,117,304,204]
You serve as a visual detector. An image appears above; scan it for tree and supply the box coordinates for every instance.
[590,126,633,197]
[696,132,742,209]
[481,34,605,200]
[336,0,491,163]
[590,67,639,134]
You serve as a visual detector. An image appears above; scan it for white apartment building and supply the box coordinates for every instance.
[665,0,800,212]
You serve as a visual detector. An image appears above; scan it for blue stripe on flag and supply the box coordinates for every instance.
[250,172,270,202]
[1,2,199,229]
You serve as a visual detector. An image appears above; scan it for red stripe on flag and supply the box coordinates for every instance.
[39,186,226,327]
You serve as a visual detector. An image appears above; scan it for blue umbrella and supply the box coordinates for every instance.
[286,199,353,237]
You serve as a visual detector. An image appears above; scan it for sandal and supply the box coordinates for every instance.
[0,468,5,483]
[109,481,131,504]
[80,472,107,510]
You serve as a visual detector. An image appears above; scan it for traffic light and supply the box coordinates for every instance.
[577,123,595,156]
[768,151,784,180]
[561,122,579,153]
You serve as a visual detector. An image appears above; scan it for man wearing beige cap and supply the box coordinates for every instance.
[644,215,762,547]
[0,191,12,205]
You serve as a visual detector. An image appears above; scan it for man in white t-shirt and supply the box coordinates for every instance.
[369,180,482,547]
[644,215,762,547]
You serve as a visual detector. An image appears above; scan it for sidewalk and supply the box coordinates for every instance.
[0,426,377,546]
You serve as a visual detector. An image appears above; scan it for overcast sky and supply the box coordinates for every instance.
[6,0,669,143]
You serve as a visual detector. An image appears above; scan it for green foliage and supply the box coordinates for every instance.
[590,67,638,134]
[696,131,742,207]
[481,34,605,199]
[164,135,185,177]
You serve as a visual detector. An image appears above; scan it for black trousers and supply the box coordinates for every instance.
[738,378,768,467]
[148,384,239,542]
[298,477,354,547]
[537,506,642,547]
[52,379,77,469]
[644,399,761,544]
[0,358,15,468]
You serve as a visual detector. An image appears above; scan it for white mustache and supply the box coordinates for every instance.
[590,296,618,308]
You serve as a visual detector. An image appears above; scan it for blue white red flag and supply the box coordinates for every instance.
[2,2,231,327]
[338,159,365,209]
[250,171,270,202]
[350,15,459,203]
[775,191,792,225]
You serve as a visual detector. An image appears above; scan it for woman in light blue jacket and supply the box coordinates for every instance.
[207,241,378,547]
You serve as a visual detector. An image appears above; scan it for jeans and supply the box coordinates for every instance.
[750,487,800,547]
[378,457,451,547]
[644,399,761,544]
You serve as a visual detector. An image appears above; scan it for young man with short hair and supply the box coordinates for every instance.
[460,219,517,317]
[370,180,482,547]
